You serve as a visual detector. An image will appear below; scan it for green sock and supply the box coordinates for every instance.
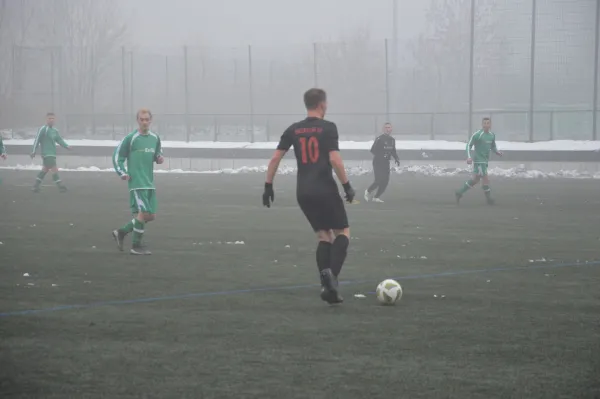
[132,219,145,246]
[34,171,47,187]
[482,185,491,197]
[52,173,63,187]
[457,180,474,195]
[120,219,135,235]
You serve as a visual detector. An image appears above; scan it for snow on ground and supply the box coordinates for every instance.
[2,163,599,179]
[4,138,600,151]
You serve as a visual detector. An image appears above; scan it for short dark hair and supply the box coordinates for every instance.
[482,117,491,122]
[304,88,326,110]
[46,112,55,117]
[384,122,392,126]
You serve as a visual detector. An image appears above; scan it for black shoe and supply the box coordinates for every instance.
[112,229,126,251]
[319,269,343,304]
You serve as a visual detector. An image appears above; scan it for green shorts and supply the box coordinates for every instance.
[42,156,57,168]
[130,189,157,215]
[473,163,488,176]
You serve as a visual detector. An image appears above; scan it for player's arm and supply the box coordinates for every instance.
[0,137,6,159]
[466,131,478,163]
[155,136,164,164]
[263,128,292,207]
[391,137,400,164]
[370,135,382,155]
[492,135,502,156]
[113,135,131,179]
[31,126,44,157]
[55,130,70,149]
[326,124,355,202]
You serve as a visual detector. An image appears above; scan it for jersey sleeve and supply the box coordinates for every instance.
[276,127,294,151]
[370,135,382,155]
[0,137,5,155]
[391,137,399,162]
[155,136,163,160]
[491,134,498,152]
[466,131,479,158]
[113,134,132,176]
[31,126,44,155]
[54,130,69,149]
[322,123,340,152]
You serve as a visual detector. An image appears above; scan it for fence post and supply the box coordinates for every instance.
[50,49,55,113]
[91,48,96,136]
[385,39,390,122]
[468,0,475,139]
[248,45,255,143]
[11,44,16,132]
[528,0,538,142]
[549,111,554,140]
[313,43,318,87]
[593,0,600,140]
[213,115,219,142]
[121,46,127,134]
[430,113,435,140]
[184,46,190,142]
[130,50,134,133]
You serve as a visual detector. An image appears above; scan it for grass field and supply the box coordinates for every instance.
[1,170,599,399]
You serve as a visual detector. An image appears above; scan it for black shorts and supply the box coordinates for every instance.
[297,192,349,232]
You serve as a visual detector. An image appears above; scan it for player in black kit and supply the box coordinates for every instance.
[262,88,356,304]
[364,122,399,203]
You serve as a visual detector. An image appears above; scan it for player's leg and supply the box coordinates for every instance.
[32,161,50,192]
[365,160,380,201]
[481,166,493,204]
[130,190,156,255]
[455,166,482,202]
[373,162,391,202]
[49,163,67,192]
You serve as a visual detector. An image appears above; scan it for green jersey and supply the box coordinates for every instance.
[466,130,498,163]
[32,125,69,157]
[113,130,163,191]
[0,136,5,155]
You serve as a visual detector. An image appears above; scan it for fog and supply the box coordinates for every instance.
[0,0,597,142]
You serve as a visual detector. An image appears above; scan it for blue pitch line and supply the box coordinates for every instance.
[1,260,599,318]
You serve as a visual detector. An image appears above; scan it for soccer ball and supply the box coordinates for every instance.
[376,279,403,305]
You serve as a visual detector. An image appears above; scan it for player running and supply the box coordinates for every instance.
[455,117,503,205]
[262,88,355,304]
[30,113,70,193]
[364,122,400,203]
[112,109,164,255]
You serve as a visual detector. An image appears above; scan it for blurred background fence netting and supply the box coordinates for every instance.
[2,0,599,142]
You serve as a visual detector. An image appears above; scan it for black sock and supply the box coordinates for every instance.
[316,241,332,272]
[330,235,349,277]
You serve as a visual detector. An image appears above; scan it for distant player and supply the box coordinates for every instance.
[30,113,70,193]
[0,135,6,185]
[262,88,355,304]
[455,117,503,205]
[364,122,400,203]
[112,109,164,255]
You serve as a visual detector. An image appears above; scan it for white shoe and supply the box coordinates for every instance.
[372,197,384,203]
[364,189,371,202]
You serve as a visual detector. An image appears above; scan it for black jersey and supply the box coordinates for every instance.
[277,117,340,194]
[371,134,399,162]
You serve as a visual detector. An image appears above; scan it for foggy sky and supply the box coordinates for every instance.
[122,0,428,46]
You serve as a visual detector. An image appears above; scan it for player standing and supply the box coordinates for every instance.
[0,135,6,185]
[364,122,400,203]
[262,88,355,304]
[30,113,70,193]
[112,109,164,255]
[455,117,503,205]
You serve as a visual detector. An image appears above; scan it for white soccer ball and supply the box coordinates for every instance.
[376,279,403,305]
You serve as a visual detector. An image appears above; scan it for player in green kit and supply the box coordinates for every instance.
[30,113,71,193]
[112,109,164,255]
[455,117,503,205]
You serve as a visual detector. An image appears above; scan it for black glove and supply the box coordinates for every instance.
[395,159,400,166]
[263,182,274,208]
[342,182,355,203]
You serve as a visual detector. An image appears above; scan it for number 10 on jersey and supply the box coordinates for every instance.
[299,136,319,164]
